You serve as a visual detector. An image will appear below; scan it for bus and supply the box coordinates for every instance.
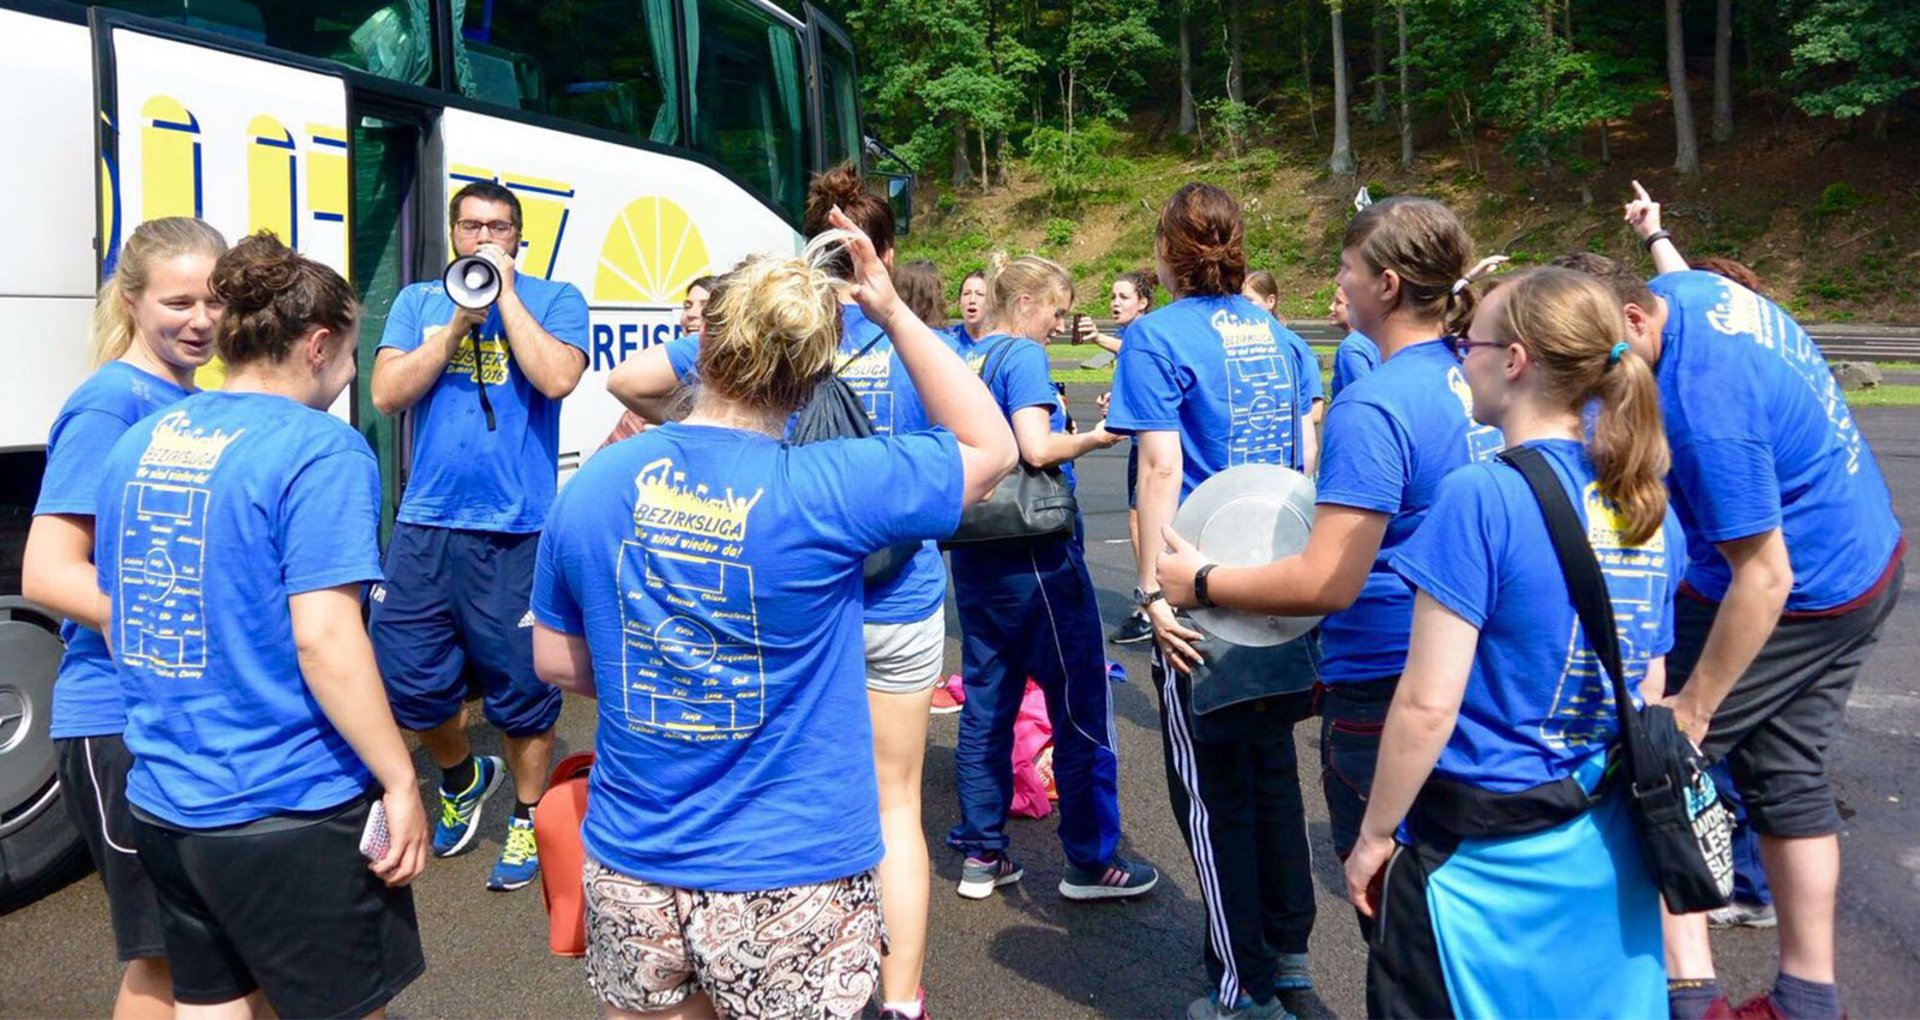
[0,0,907,907]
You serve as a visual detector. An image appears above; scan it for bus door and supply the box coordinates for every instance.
[346,96,437,541]
[93,9,352,411]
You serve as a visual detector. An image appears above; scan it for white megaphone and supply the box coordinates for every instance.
[443,254,501,310]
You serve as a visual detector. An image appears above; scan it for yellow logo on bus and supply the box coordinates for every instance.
[593,196,709,306]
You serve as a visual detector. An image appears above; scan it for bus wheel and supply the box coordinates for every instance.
[0,598,88,913]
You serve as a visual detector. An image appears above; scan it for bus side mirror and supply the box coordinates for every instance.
[880,173,914,235]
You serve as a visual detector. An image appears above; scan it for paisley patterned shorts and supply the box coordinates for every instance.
[583,857,884,1018]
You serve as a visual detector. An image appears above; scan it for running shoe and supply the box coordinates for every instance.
[1109,612,1154,644]
[876,987,927,1020]
[1706,900,1778,928]
[432,754,505,857]
[1059,853,1159,900]
[930,675,965,715]
[487,815,540,891]
[1187,991,1294,1020]
[956,851,1023,899]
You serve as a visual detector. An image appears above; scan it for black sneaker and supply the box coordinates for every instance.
[1109,612,1153,644]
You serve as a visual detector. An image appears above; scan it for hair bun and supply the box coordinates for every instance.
[211,232,299,314]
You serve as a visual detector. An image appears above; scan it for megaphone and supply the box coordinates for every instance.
[444,254,500,310]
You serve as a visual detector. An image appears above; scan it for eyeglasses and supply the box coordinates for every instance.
[454,219,518,237]
[1445,335,1505,362]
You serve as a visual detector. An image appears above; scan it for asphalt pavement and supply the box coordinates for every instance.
[5,397,1920,1018]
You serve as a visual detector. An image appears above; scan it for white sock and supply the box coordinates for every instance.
[882,1001,923,1019]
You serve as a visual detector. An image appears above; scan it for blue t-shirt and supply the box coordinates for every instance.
[1390,440,1684,792]
[837,304,948,624]
[1330,331,1381,400]
[94,393,384,828]
[1315,339,1506,684]
[531,422,964,891]
[1106,295,1318,499]
[36,363,190,739]
[664,333,701,382]
[1650,271,1901,610]
[379,274,590,532]
[956,333,1071,488]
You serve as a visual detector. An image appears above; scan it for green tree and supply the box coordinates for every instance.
[1786,0,1919,140]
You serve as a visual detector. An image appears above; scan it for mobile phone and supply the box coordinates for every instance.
[359,799,390,862]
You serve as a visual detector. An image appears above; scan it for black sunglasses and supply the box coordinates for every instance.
[1444,335,1505,362]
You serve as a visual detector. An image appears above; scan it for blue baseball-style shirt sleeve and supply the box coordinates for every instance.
[530,504,585,636]
[665,335,701,381]
[1388,467,1500,630]
[377,284,425,353]
[1107,327,1182,433]
[37,410,138,515]
[989,341,1059,418]
[279,447,384,594]
[542,281,592,354]
[1317,398,1411,514]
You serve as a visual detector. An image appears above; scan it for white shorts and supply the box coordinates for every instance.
[862,608,946,694]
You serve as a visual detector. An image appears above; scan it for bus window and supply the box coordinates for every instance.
[818,38,861,171]
[92,1,438,86]
[454,0,678,145]
[689,0,807,222]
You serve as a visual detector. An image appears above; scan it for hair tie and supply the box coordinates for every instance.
[1450,277,1472,296]
[1608,341,1630,366]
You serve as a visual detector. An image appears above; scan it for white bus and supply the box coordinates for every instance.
[0,0,907,907]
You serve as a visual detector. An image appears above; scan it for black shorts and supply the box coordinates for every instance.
[1666,561,1902,839]
[1126,442,1140,509]
[56,735,167,961]
[132,791,425,1018]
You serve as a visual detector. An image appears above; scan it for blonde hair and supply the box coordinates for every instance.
[985,254,1072,328]
[696,251,842,412]
[91,217,229,368]
[1484,267,1670,546]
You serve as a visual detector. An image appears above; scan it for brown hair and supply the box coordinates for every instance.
[984,254,1073,328]
[1115,270,1156,309]
[1484,267,1669,545]
[209,232,357,366]
[686,274,718,299]
[1342,197,1476,334]
[449,180,522,231]
[1243,269,1279,306]
[697,255,840,412]
[1694,257,1764,296]
[92,217,229,368]
[1158,183,1248,297]
[896,259,946,326]
[1549,252,1657,313]
[803,164,895,279]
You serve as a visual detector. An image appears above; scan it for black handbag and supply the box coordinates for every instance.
[939,338,1078,548]
[789,334,918,588]
[1501,445,1734,914]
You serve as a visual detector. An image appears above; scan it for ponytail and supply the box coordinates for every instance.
[1487,267,1670,546]
[984,253,1072,329]
[90,216,229,368]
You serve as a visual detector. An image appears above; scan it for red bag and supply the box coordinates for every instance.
[533,752,596,957]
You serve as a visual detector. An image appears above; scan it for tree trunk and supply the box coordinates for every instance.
[1178,7,1198,134]
[994,131,1010,186]
[1711,0,1733,143]
[1371,4,1388,122]
[1397,1,1412,169]
[1665,0,1700,174]
[1599,117,1611,164]
[1226,0,1244,105]
[978,127,989,190]
[1300,1,1319,141]
[951,119,973,189]
[1329,2,1355,174]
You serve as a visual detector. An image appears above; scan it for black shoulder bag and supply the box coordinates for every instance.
[939,337,1078,548]
[1501,445,1734,914]
[789,333,919,588]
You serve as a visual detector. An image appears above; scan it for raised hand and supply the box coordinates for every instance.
[1624,180,1663,240]
[824,206,903,324]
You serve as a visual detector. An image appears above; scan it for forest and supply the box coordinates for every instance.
[802,0,1920,322]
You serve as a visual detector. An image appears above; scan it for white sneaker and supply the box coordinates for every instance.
[1706,900,1777,928]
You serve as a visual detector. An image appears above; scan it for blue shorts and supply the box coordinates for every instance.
[369,523,561,737]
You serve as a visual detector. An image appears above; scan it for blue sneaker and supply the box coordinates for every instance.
[1188,991,1294,1020]
[1059,853,1159,901]
[432,755,505,857]
[487,815,540,891]
[956,851,1023,899]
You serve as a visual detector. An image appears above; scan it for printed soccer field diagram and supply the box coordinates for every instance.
[617,540,767,733]
[1542,560,1662,751]
[1226,352,1295,464]
[117,482,211,674]
[841,349,897,434]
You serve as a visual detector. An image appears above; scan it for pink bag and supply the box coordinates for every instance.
[1009,680,1056,819]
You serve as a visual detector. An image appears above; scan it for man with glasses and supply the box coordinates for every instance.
[369,180,590,892]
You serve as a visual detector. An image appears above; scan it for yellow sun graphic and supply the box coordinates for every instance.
[593,196,710,306]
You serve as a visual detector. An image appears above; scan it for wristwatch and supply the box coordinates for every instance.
[1132,586,1165,608]
[1194,563,1218,608]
